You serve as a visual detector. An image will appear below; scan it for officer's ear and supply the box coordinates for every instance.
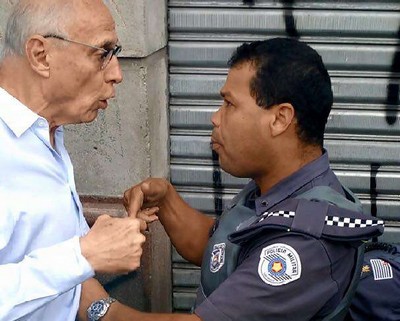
[25,35,51,78]
[269,103,295,137]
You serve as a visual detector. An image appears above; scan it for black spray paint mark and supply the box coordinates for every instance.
[212,150,224,215]
[385,26,400,125]
[243,0,255,5]
[282,0,300,38]
[370,163,381,242]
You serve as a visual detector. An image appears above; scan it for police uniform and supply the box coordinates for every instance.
[194,152,384,321]
[346,243,400,321]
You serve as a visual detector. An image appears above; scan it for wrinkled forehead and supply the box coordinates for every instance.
[66,0,117,43]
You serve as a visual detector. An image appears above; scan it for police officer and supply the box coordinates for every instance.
[79,38,384,321]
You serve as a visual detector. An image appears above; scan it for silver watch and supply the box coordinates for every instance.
[87,297,116,321]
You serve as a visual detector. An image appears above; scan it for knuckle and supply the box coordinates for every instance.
[96,214,109,222]
[130,258,141,270]
[134,234,146,246]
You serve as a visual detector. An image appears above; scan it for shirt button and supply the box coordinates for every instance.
[261,200,268,206]
[38,120,46,127]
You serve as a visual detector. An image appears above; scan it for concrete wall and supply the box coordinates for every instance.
[0,0,171,313]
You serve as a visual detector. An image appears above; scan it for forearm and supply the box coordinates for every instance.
[79,278,201,321]
[157,184,215,266]
[0,237,93,320]
[107,306,201,321]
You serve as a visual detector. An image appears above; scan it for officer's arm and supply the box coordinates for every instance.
[78,278,202,321]
[124,178,215,266]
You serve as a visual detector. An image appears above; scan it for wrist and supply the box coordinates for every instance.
[87,296,117,321]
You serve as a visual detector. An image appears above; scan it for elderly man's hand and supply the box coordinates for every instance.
[80,215,146,274]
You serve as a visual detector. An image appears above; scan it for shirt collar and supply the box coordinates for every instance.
[255,150,331,214]
[0,87,41,137]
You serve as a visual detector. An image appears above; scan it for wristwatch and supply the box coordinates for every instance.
[87,297,116,321]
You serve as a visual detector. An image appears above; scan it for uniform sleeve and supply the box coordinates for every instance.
[0,200,94,320]
[195,234,340,321]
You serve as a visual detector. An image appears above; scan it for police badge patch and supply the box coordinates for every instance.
[210,243,226,273]
[258,243,302,286]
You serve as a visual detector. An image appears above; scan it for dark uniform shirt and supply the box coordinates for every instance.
[195,151,383,321]
[346,243,400,321]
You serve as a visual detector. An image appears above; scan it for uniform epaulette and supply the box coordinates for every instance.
[229,198,384,245]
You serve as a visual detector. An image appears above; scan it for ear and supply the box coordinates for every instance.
[25,36,51,78]
[269,103,295,137]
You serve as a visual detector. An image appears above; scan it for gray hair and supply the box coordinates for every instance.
[0,0,73,61]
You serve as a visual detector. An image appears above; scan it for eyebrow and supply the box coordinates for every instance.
[220,90,234,101]
[97,39,118,49]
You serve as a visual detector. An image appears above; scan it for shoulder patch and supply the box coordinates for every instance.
[258,243,302,286]
[210,243,226,273]
[370,259,393,281]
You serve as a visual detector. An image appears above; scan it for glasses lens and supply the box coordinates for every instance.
[114,45,122,56]
[101,45,122,69]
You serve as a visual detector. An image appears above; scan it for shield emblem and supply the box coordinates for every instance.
[210,243,226,273]
[258,243,302,286]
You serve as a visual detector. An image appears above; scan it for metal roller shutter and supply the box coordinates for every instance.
[168,0,400,312]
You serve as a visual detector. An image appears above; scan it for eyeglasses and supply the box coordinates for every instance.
[43,34,122,70]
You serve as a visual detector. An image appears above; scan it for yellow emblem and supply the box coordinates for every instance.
[362,264,371,274]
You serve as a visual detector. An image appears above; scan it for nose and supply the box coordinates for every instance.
[211,106,221,127]
[105,56,123,84]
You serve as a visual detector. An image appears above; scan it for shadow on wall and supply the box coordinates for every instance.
[282,0,300,39]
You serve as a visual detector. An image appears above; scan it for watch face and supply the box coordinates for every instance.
[89,300,107,319]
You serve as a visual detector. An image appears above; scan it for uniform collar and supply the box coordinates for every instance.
[255,150,330,214]
[0,87,41,137]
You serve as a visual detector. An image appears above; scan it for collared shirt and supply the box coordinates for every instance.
[195,152,361,321]
[0,87,94,321]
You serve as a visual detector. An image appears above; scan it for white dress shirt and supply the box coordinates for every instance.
[0,87,94,321]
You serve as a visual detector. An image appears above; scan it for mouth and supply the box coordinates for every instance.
[210,137,221,150]
[99,92,115,110]
[99,99,108,109]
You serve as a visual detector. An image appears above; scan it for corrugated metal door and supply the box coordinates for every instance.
[168,0,400,312]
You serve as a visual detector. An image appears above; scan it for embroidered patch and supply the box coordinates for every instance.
[370,259,393,280]
[361,264,371,275]
[258,243,301,286]
[210,243,226,273]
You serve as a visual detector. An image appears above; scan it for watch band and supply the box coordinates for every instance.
[87,296,116,321]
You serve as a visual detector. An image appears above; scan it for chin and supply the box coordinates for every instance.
[219,161,247,178]
[84,111,100,123]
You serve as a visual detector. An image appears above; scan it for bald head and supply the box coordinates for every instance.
[0,0,111,60]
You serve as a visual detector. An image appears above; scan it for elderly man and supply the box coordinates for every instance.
[0,1,146,320]
[80,38,384,321]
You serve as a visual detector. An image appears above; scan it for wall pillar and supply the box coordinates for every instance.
[65,0,171,312]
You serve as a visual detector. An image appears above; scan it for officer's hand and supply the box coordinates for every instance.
[80,215,146,274]
[123,178,169,218]
[137,207,159,224]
